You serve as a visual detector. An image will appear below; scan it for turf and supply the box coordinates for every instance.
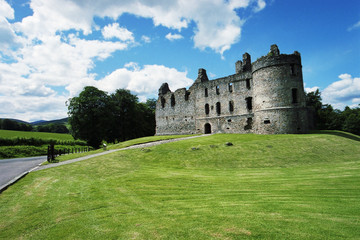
[0,132,359,239]
[0,129,75,141]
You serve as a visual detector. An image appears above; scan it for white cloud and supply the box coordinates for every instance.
[102,23,134,42]
[322,73,360,109]
[141,35,151,43]
[348,20,360,31]
[165,33,183,41]
[305,86,319,93]
[254,0,266,12]
[0,0,14,19]
[97,63,193,99]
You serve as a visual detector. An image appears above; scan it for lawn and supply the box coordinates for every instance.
[0,132,359,239]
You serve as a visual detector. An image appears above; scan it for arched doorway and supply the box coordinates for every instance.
[204,123,211,134]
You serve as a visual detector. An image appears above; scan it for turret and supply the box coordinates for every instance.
[235,53,251,73]
[195,68,209,83]
[251,44,308,134]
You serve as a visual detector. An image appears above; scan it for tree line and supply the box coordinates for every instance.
[306,89,360,135]
[0,119,69,133]
[67,86,156,148]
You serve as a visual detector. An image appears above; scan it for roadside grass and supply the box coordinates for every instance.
[0,132,359,239]
[0,129,74,140]
[50,134,194,164]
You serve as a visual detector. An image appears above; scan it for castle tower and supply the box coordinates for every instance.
[251,44,308,134]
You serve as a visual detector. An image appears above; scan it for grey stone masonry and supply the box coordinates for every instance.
[155,44,309,135]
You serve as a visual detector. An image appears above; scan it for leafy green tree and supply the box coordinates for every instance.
[342,105,360,135]
[67,86,111,148]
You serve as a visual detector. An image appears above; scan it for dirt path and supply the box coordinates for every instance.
[34,135,207,172]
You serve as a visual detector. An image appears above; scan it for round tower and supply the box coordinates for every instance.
[252,44,308,134]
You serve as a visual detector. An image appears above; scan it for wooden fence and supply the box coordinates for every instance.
[47,144,90,163]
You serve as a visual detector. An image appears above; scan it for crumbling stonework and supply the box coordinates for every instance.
[156,45,309,135]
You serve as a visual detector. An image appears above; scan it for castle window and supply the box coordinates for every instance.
[205,88,208,97]
[246,79,251,89]
[185,91,190,101]
[171,94,175,107]
[161,97,166,108]
[216,102,221,115]
[229,101,234,113]
[205,104,210,115]
[292,88,298,103]
[216,86,220,95]
[246,97,253,111]
[264,118,271,124]
[244,117,253,130]
[228,83,233,93]
[290,64,296,76]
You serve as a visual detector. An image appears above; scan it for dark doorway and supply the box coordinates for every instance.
[204,123,211,134]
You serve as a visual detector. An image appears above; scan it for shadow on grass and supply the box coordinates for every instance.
[311,130,360,142]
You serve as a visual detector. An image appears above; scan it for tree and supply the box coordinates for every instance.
[67,86,110,148]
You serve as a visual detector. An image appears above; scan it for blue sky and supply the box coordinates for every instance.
[0,0,359,121]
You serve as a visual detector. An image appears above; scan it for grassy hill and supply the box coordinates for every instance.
[0,132,359,239]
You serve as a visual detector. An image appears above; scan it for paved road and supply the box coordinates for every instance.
[0,156,46,190]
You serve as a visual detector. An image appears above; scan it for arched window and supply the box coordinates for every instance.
[228,83,233,93]
[205,104,210,115]
[229,101,234,112]
[216,86,220,95]
[216,102,221,115]
[246,79,251,89]
[171,94,175,107]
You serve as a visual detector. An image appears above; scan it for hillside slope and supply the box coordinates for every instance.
[0,132,359,239]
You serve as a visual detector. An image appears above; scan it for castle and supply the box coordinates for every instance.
[155,45,309,135]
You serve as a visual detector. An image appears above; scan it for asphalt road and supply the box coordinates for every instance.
[0,156,46,190]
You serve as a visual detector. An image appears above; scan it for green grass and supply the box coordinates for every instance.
[51,134,194,164]
[0,132,359,239]
[0,129,74,141]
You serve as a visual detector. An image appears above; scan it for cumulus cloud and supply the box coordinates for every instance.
[0,0,267,120]
[96,63,193,99]
[322,73,360,108]
[304,86,319,93]
[102,23,134,42]
[165,33,183,41]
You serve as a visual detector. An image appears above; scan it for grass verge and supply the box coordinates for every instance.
[0,132,359,239]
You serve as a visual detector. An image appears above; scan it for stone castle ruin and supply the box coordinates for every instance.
[155,44,309,135]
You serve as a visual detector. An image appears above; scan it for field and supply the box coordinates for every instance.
[0,132,359,239]
[0,129,74,141]
[0,130,84,159]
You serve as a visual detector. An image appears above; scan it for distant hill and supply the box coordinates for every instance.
[0,118,68,126]
[31,118,68,126]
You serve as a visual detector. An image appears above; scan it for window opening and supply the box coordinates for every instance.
[205,104,210,115]
[290,64,296,76]
[264,119,271,124]
[185,91,190,101]
[229,101,234,112]
[216,86,220,95]
[292,88,298,103]
[244,117,253,130]
[228,83,233,93]
[246,79,251,89]
[205,88,208,97]
[216,102,221,115]
[161,97,166,108]
[246,97,253,110]
[171,94,175,107]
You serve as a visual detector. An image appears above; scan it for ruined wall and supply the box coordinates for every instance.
[155,45,309,135]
